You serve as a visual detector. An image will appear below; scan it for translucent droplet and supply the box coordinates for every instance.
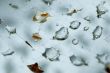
[42,0,55,5]
[9,3,19,9]
[1,49,15,56]
[72,38,79,45]
[70,55,88,66]
[83,26,89,31]
[84,16,91,22]
[5,25,16,35]
[53,27,69,40]
[67,8,82,16]
[42,47,60,61]
[69,21,81,30]
[96,1,107,18]
[96,53,109,64]
[92,26,103,40]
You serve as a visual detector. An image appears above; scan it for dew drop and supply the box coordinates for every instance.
[70,55,88,66]
[83,26,89,31]
[69,21,81,30]
[72,38,79,45]
[1,49,15,56]
[92,26,103,40]
[42,47,60,61]
[96,1,107,18]
[5,25,16,35]
[42,0,55,5]
[53,27,69,40]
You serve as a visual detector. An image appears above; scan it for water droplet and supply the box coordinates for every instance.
[42,0,55,5]
[67,8,82,16]
[1,49,15,56]
[96,53,109,64]
[72,38,79,45]
[5,25,16,35]
[84,16,91,22]
[70,55,88,66]
[83,26,89,31]
[9,3,19,9]
[92,26,103,40]
[42,47,60,61]
[69,21,81,30]
[96,1,107,18]
[53,27,69,40]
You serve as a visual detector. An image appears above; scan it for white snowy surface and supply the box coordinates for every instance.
[0,0,110,73]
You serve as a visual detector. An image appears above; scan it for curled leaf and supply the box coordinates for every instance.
[32,12,50,23]
[27,63,44,73]
[32,33,42,41]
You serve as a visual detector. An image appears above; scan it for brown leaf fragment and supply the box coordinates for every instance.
[32,33,42,41]
[33,15,37,21]
[27,63,44,73]
[32,12,50,23]
[105,64,110,73]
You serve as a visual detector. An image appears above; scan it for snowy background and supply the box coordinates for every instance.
[0,0,110,73]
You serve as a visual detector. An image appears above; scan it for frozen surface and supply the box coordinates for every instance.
[0,0,110,73]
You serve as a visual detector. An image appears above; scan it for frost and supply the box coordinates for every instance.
[42,47,60,61]
[53,27,69,40]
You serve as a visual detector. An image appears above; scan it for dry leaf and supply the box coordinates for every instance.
[105,64,110,73]
[32,12,50,23]
[32,33,42,41]
[27,63,44,73]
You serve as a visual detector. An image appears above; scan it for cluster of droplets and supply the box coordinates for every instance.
[0,0,110,73]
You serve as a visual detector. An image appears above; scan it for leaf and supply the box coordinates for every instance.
[32,33,42,41]
[32,12,50,23]
[27,63,44,73]
[105,64,110,73]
